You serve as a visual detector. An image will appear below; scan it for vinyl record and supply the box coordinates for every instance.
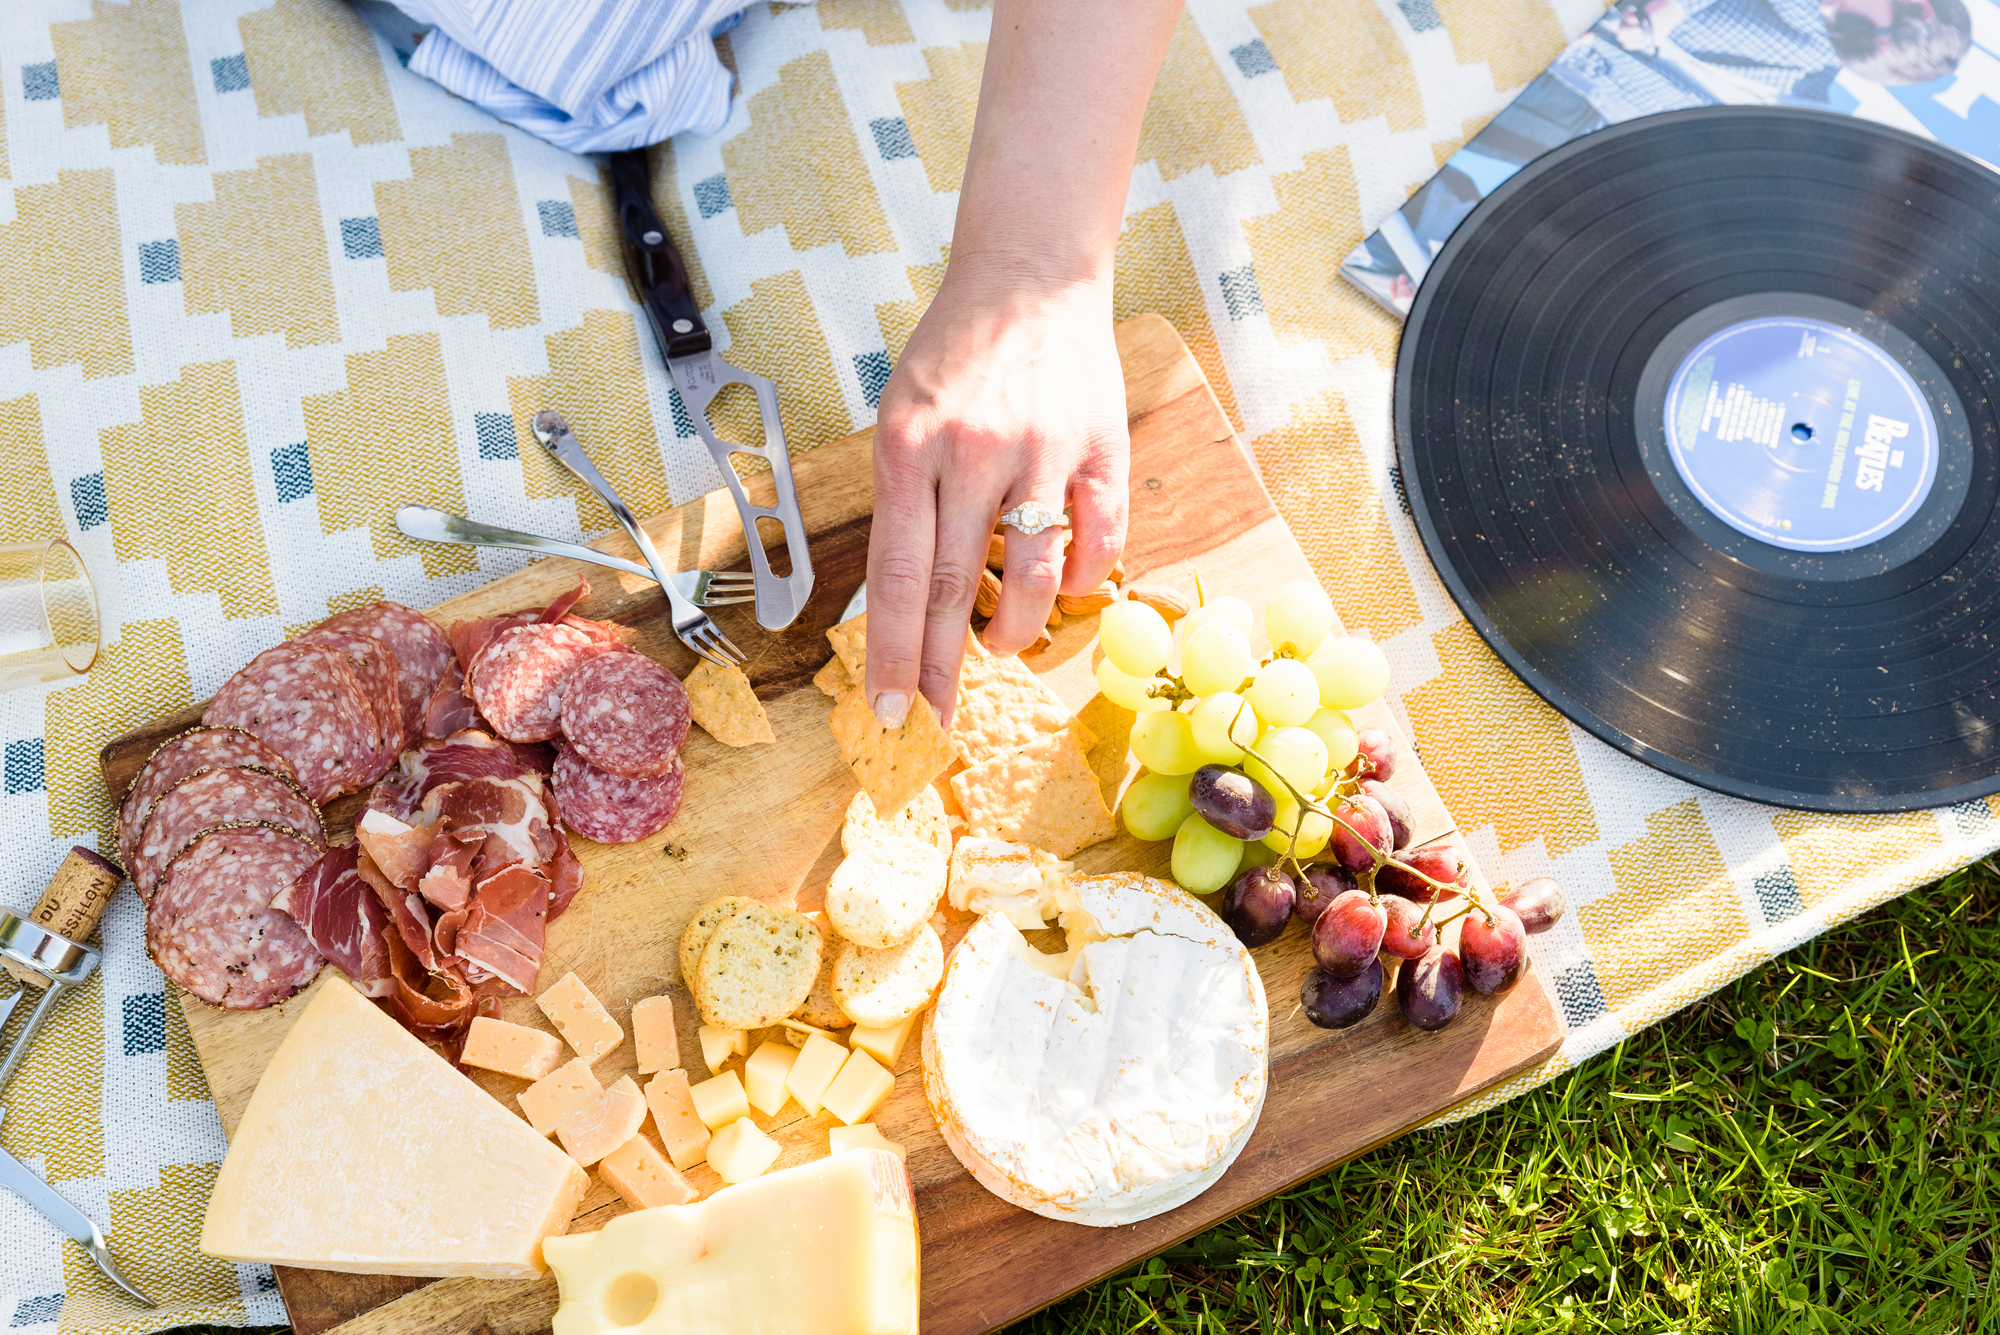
[1396,106,2000,812]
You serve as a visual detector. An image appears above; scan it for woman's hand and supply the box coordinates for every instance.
[864,268,1129,728]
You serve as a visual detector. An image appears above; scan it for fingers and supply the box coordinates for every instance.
[984,502,1068,654]
[864,433,940,729]
[918,467,1008,726]
[1061,428,1129,595]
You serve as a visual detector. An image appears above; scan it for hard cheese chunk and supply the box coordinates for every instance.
[202,979,588,1279]
[547,1151,918,1335]
[784,1033,849,1117]
[822,1049,895,1126]
[742,1041,797,1117]
[597,1136,698,1210]
[557,1077,647,1167]
[538,972,624,1063]
[688,1070,750,1129]
[698,1024,748,1073]
[848,1013,917,1069]
[631,995,679,1074]
[706,1118,782,1183]
[462,1016,566,1081]
[520,1059,605,1136]
[643,1070,711,1170]
[829,1124,905,1162]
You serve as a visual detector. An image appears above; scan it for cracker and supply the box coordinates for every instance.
[830,924,944,1029]
[791,911,850,1030]
[678,895,762,984]
[840,785,952,856]
[685,659,775,747]
[950,652,1075,765]
[813,654,852,698]
[949,725,1116,858]
[828,684,955,819]
[825,613,869,682]
[692,903,822,1030]
[825,835,948,949]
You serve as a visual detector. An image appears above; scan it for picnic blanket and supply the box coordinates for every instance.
[3,1,1991,1332]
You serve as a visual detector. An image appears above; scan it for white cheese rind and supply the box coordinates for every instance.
[922,872,1267,1227]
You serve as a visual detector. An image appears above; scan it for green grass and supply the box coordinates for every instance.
[1010,861,2000,1334]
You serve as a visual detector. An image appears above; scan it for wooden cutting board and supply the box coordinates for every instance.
[101,314,1563,1335]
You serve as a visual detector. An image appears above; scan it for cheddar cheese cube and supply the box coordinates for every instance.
[461,1017,566,1082]
[537,972,623,1063]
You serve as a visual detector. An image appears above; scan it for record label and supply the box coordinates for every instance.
[1662,316,1938,552]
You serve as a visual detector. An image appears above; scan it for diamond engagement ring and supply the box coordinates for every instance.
[998,501,1068,537]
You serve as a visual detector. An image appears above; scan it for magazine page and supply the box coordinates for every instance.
[1342,0,2000,317]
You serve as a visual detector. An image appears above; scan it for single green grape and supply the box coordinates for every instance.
[1310,638,1392,710]
[1243,725,1329,798]
[1099,601,1174,677]
[1120,771,1195,841]
[1246,658,1320,728]
[1238,837,1281,873]
[1264,579,1335,659]
[1262,796,1334,857]
[1171,812,1242,893]
[1130,708,1203,776]
[1182,622,1256,697]
[1180,595,1254,642]
[1096,657,1168,713]
[1188,691,1259,762]
[1302,707,1360,776]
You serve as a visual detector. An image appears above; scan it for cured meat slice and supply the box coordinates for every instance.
[317,602,455,739]
[453,863,550,994]
[147,825,325,1009]
[367,731,536,822]
[554,745,683,845]
[421,774,560,878]
[450,612,539,678]
[132,767,322,902]
[204,641,389,802]
[274,844,394,998]
[116,727,293,879]
[297,626,406,758]
[357,847,443,973]
[468,622,601,742]
[353,807,437,890]
[538,579,591,625]
[558,652,690,779]
[422,675,481,740]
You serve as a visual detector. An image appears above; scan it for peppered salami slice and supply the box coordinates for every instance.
[148,825,325,1009]
[468,622,600,743]
[553,744,683,844]
[298,627,406,759]
[204,641,387,802]
[316,602,455,742]
[558,652,690,779]
[116,727,294,880]
[132,766,322,902]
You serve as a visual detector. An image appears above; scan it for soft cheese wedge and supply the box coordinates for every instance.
[545,1150,919,1335]
[202,978,589,1278]
[922,872,1268,1227]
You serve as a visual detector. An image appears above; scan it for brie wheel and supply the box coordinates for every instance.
[922,871,1268,1227]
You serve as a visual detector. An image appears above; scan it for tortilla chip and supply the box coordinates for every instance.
[950,653,1075,766]
[686,659,776,746]
[949,726,1116,858]
[813,654,852,698]
[828,685,956,818]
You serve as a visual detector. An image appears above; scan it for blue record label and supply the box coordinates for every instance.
[1662,316,1937,553]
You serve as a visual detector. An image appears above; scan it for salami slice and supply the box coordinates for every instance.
[558,652,689,778]
[297,627,406,759]
[468,622,600,742]
[147,825,325,1009]
[317,602,455,740]
[132,766,322,902]
[116,727,293,879]
[204,641,388,802]
[553,744,683,844]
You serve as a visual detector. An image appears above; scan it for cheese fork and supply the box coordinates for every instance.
[393,507,756,609]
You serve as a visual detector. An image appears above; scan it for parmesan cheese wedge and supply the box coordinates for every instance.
[202,979,588,1278]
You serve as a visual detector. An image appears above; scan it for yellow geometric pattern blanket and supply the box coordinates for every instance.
[0,1,1984,1332]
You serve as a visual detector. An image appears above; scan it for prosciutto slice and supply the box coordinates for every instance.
[274,844,394,998]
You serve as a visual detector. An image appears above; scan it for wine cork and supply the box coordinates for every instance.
[3,846,122,988]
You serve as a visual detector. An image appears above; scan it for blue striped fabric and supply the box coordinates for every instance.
[392,0,766,152]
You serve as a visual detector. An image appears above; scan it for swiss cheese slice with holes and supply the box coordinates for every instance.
[921,872,1268,1227]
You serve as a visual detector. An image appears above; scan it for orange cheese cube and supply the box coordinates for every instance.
[461,1017,566,1081]
[518,1058,603,1137]
[631,995,680,1074]
[596,1135,698,1210]
[536,972,623,1063]
[557,1076,647,1167]
[643,1070,711,1171]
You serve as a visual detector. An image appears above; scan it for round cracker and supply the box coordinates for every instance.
[840,786,952,857]
[825,835,947,950]
[831,924,943,1029]
[693,904,822,1030]
[679,895,763,984]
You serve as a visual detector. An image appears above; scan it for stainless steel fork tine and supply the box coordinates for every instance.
[696,593,756,606]
[705,572,757,585]
[694,622,746,665]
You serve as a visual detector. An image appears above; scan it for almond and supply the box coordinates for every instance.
[1057,582,1119,616]
[1111,557,1126,582]
[974,568,1002,618]
[1127,584,1192,622]
[1045,603,1064,630]
[986,534,1007,572]
[1024,628,1054,655]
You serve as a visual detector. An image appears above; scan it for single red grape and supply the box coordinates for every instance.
[1302,959,1382,1029]
[1222,866,1296,947]
[1502,876,1567,934]
[1360,778,1412,850]
[1461,904,1526,994]
[1397,947,1464,1031]
[1189,765,1277,841]
[1378,893,1434,959]
[1310,888,1386,979]
[1330,795,1391,874]
[1376,844,1468,901]
[1294,863,1357,926]
[1346,727,1397,782]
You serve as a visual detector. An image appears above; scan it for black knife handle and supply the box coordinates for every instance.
[606,150,711,360]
